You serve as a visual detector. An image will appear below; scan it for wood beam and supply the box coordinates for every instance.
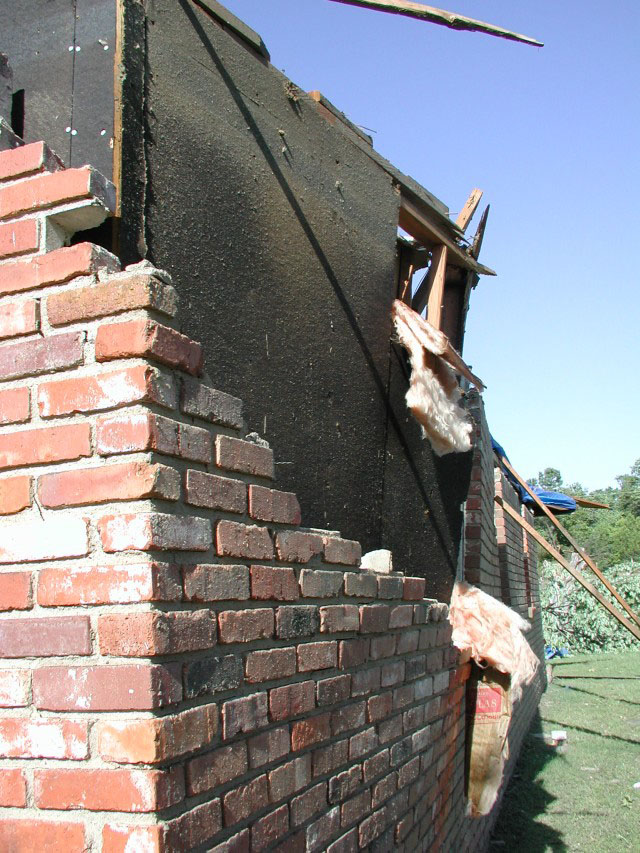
[496,497,640,643]
[326,0,543,47]
[455,188,483,232]
[399,197,495,277]
[498,455,640,630]
[470,204,489,260]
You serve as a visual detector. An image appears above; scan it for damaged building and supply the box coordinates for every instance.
[0,1,546,850]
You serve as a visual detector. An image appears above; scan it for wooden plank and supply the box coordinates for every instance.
[326,0,543,46]
[470,204,490,259]
[426,246,447,328]
[572,496,611,510]
[399,197,496,277]
[455,188,483,232]
[496,496,640,643]
[412,244,446,320]
[498,455,640,629]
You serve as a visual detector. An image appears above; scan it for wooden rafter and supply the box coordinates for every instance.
[455,188,483,233]
[498,454,640,630]
[327,0,543,47]
[412,244,446,321]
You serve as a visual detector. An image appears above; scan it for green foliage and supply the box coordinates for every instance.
[528,458,640,568]
[540,559,640,652]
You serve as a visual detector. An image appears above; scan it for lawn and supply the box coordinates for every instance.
[491,649,640,852]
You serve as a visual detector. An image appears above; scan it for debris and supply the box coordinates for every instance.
[361,549,393,573]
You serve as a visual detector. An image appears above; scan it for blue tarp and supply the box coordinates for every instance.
[491,436,577,514]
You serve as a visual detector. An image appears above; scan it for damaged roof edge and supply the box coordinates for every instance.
[190,0,271,60]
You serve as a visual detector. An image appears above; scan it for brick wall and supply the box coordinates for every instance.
[0,136,546,851]
[0,138,479,851]
[458,394,546,851]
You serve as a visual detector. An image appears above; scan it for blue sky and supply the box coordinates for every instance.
[225,1,640,489]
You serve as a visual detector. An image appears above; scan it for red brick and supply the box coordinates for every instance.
[248,726,290,769]
[0,330,84,381]
[367,693,393,723]
[209,828,250,853]
[34,766,184,812]
[165,799,222,850]
[186,469,246,512]
[269,680,316,721]
[38,363,176,418]
[381,661,405,687]
[0,615,90,657]
[389,604,414,628]
[216,435,274,478]
[98,512,211,552]
[316,674,351,707]
[338,638,369,669]
[369,635,396,660]
[341,789,371,827]
[297,641,337,672]
[0,298,39,339]
[0,768,26,806]
[217,520,274,560]
[403,576,426,600]
[312,740,349,777]
[0,386,30,424]
[0,141,64,181]
[363,750,390,784]
[393,684,414,709]
[343,571,377,597]
[181,379,244,428]
[223,774,269,826]
[102,824,165,853]
[300,569,343,598]
[96,410,175,455]
[0,669,29,707]
[39,460,180,508]
[222,692,268,739]
[319,604,359,633]
[48,268,177,323]
[246,647,296,683]
[187,742,248,796]
[397,629,420,654]
[275,530,323,564]
[184,563,250,602]
[349,727,378,760]
[0,165,114,220]
[251,565,299,601]
[291,713,331,750]
[351,667,381,697]
[99,705,218,764]
[0,475,31,516]
[359,604,390,633]
[377,575,403,599]
[331,701,366,736]
[327,829,358,853]
[0,819,86,849]
[0,717,88,759]
[249,484,301,524]
[0,218,39,259]
[268,755,311,801]
[0,241,119,296]
[0,422,90,472]
[99,610,216,656]
[252,805,289,851]
[95,317,203,375]
[359,807,387,846]
[306,806,340,852]
[371,772,395,807]
[291,781,328,827]
[33,663,182,711]
[218,608,273,643]
[38,562,181,606]
[323,536,361,566]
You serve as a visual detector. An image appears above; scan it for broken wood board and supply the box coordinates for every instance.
[456,188,483,232]
[326,0,543,46]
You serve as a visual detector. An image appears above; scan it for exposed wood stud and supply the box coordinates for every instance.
[455,188,483,232]
[470,204,490,260]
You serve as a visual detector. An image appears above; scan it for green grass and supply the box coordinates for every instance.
[492,649,640,852]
